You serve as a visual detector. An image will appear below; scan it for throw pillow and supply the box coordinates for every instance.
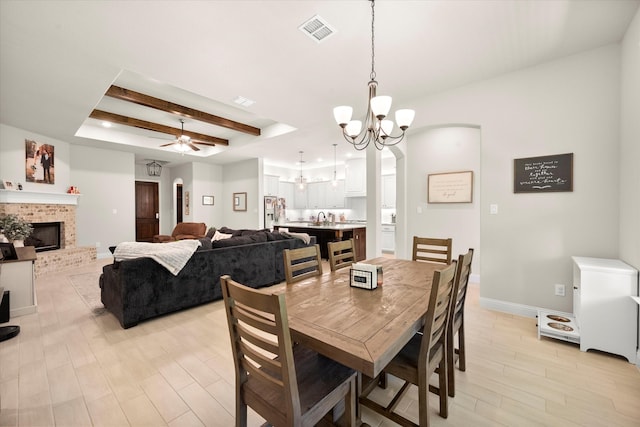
[212,230,233,241]
[205,227,217,239]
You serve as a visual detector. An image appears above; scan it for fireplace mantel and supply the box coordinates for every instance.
[0,190,81,205]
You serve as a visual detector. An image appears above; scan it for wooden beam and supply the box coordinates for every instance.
[105,85,261,136]
[89,110,229,146]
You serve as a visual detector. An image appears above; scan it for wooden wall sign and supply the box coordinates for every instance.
[428,171,473,203]
[514,153,573,193]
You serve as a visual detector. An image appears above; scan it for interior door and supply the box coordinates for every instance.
[135,181,159,242]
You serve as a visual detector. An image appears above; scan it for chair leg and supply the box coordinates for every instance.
[236,400,247,427]
[458,322,466,371]
[447,333,456,398]
[345,376,356,427]
[438,358,449,419]
[418,373,430,427]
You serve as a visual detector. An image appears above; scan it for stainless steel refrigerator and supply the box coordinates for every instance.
[264,196,286,229]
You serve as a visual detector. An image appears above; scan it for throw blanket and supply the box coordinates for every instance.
[281,231,311,245]
[114,240,201,276]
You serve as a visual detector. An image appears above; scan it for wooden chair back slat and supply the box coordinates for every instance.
[412,236,453,265]
[328,239,356,272]
[283,245,323,283]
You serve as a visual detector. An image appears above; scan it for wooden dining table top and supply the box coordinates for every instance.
[274,257,444,378]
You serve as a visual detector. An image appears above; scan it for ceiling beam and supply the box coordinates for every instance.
[105,85,261,136]
[89,110,229,146]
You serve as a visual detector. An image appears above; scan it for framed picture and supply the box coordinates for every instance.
[514,153,573,193]
[1,180,16,191]
[202,195,214,205]
[233,192,247,211]
[0,242,18,261]
[428,171,473,203]
[25,139,55,184]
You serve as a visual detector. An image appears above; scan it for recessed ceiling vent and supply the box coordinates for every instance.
[299,15,336,43]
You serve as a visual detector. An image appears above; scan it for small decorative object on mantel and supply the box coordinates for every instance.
[1,180,16,191]
[0,214,33,247]
[67,186,80,194]
[514,153,573,193]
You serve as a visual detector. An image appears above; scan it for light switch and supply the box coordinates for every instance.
[490,204,498,215]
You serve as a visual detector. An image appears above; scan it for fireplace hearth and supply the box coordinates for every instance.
[25,221,62,252]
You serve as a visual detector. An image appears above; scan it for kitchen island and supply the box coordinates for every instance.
[273,223,366,260]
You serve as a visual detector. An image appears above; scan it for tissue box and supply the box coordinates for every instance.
[350,263,383,290]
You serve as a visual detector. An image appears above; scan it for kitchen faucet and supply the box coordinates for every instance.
[317,211,326,223]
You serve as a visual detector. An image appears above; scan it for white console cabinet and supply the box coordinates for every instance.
[0,246,37,317]
[572,256,638,363]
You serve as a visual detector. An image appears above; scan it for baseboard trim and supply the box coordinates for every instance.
[479,297,541,318]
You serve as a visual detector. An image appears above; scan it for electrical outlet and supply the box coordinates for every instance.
[555,284,565,296]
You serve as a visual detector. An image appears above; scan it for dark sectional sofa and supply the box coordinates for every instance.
[100,228,314,328]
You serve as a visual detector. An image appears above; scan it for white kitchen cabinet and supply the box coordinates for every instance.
[279,181,294,210]
[572,256,638,363]
[307,182,326,209]
[345,158,366,197]
[325,180,345,209]
[264,174,280,196]
[381,174,396,208]
[293,186,307,209]
[381,225,395,253]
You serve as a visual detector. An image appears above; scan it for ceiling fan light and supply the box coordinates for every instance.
[370,95,392,119]
[345,120,362,138]
[333,106,353,126]
[174,143,190,152]
[395,109,415,129]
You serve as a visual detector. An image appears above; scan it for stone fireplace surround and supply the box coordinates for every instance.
[0,190,96,277]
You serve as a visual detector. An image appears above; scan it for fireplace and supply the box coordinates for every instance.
[25,222,62,252]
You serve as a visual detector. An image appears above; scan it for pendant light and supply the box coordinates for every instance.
[297,151,306,190]
[331,144,338,188]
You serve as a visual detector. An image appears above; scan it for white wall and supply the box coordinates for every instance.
[620,10,640,270]
[222,158,260,229]
[71,145,135,258]
[406,126,481,275]
[192,161,223,227]
[0,124,70,194]
[411,45,622,314]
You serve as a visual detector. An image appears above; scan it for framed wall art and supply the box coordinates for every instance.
[514,153,573,193]
[233,192,247,211]
[25,139,55,184]
[428,171,473,203]
[202,195,214,206]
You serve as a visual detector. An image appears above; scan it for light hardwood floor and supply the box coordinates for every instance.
[1,258,639,426]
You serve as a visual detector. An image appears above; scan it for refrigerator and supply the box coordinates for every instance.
[264,196,286,229]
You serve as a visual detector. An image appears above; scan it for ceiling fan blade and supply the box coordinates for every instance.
[186,142,201,151]
[159,142,177,147]
[192,140,217,147]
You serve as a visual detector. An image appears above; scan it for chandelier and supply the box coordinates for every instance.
[146,160,162,176]
[333,0,415,150]
[296,151,307,190]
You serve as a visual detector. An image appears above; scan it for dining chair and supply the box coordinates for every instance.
[327,239,356,272]
[283,244,323,284]
[412,236,453,265]
[359,261,458,427]
[220,275,357,427]
[447,248,474,398]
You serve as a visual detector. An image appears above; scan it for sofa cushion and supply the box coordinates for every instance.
[205,227,217,239]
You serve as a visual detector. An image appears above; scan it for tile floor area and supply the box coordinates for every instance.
[1,258,639,426]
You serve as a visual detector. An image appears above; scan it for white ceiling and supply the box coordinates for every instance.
[1,0,637,170]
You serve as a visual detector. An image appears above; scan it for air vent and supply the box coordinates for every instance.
[298,15,336,43]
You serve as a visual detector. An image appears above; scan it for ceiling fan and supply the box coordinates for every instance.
[159,119,217,152]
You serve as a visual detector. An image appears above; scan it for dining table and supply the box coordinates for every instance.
[274,256,445,379]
